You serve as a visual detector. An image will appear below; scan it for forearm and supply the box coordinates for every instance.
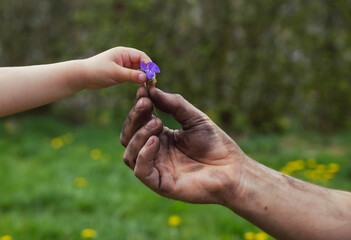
[223,157,351,240]
[0,60,86,117]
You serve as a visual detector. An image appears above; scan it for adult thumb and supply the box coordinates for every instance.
[149,87,209,129]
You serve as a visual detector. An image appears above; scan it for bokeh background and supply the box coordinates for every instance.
[1,1,351,240]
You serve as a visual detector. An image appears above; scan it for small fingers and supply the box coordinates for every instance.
[124,47,152,68]
[123,117,163,169]
[110,47,151,84]
[115,47,152,69]
[134,136,160,190]
[115,47,153,84]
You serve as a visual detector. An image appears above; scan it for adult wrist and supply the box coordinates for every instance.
[222,155,290,222]
[215,154,249,208]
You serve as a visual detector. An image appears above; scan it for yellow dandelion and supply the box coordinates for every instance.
[244,232,255,240]
[255,232,268,240]
[307,158,317,168]
[90,149,102,160]
[315,164,325,174]
[295,159,305,170]
[51,137,63,149]
[284,162,295,172]
[81,229,97,239]
[285,161,303,172]
[0,235,13,240]
[62,133,74,144]
[168,215,181,227]
[328,163,340,173]
[74,177,88,188]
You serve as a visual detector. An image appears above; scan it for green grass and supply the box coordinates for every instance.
[1,115,351,240]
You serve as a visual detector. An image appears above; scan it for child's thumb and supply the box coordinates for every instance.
[117,66,147,84]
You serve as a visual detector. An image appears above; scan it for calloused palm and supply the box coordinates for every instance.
[120,87,246,204]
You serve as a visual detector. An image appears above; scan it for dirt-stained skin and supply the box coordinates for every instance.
[119,87,245,204]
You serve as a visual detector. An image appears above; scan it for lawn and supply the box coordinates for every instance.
[1,115,350,240]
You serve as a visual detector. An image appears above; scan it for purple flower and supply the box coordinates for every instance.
[139,61,160,79]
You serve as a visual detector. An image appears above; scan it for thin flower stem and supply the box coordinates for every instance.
[146,79,158,117]
[146,79,157,87]
[153,105,158,117]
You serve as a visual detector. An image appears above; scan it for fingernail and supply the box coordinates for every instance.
[135,98,144,110]
[146,138,154,147]
[138,73,147,82]
[145,119,157,129]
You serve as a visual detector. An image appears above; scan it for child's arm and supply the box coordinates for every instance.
[0,47,151,117]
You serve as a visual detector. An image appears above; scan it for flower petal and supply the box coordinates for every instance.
[148,62,160,73]
[140,61,147,71]
[146,72,155,79]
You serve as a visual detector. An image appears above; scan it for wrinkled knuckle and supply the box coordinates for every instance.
[133,131,143,142]
[130,69,135,79]
[174,94,184,102]
[154,119,164,132]
[154,117,162,125]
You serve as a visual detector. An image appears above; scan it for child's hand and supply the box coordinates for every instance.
[82,47,152,89]
[0,46,153,116]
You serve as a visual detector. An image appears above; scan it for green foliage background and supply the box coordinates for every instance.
[1,116,351,240]
[1,0,351,130]
[1,1,351,239]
